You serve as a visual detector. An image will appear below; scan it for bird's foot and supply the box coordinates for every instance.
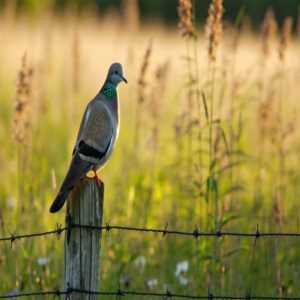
[92,169,102,186]
[81,175,90,181]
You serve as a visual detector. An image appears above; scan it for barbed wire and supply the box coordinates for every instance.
[1,222,300,246]
[1,287,300,300]
[0,223,300,243]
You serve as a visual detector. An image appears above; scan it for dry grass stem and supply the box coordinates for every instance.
[153,60,170,102]
[51,168,57,191]
[262,8,277,57]
[177,0,194,38]
[279,17,293,61]
[134,42,152,148]
[258,89,275,135]
[138,42,152,104]
[149,61,170,150]
[206,0,224,61]
[272,189,283,226]
[11,53,34,145]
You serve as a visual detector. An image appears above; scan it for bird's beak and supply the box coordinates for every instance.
[121,75,128,84]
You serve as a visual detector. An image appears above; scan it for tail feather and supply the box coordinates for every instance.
[49,152,92,213]
[50,191,70,213]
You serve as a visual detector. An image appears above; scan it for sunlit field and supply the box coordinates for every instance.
[1,1,300,298]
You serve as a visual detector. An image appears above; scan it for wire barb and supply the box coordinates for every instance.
[193,227,199,238]
[10,232,16,249]
[163,222,169,237]
[254,224,260,246]
[55,223,63,239]
[105,220,111,236]
[166,289,172,298]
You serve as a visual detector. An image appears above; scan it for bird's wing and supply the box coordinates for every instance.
[77,100,114,164]
[72,101,92,155]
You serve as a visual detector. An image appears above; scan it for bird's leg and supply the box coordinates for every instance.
[92,168,102,186]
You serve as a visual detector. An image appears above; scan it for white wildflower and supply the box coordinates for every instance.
[147,278,158,290]
[175,260,189,277]
[7,197,16,209]
[134,255,146,270]
[37,257,49,266]
[178,275,188,286]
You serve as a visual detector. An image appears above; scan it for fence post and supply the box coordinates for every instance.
[63,180,104,300]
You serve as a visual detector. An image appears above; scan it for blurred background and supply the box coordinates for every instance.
[0,0,300,26]
[1,0,300,298]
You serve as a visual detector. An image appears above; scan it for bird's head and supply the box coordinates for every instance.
[107,63,127,86]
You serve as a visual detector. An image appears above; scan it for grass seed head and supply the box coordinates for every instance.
[177,0,194,38]
[279,16,293,61]
[150,60,170,127]
[206,0,224,62]
[262,8,277,57]
[138,42,152,104]
[11,53,34,145]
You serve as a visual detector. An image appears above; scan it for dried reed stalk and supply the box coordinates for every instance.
[262,8,277,57]
[11,53,34,145]
[177,0,194,38]
[206,0,224,61]
[279,17,293,62]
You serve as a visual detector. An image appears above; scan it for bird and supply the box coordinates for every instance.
[49,63,127,213]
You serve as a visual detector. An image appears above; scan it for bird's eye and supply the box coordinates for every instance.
[115,70,118,74]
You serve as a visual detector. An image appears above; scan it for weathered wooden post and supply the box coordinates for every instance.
[63,180,104,300]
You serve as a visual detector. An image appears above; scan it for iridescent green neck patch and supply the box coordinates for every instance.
[100,82,117,99]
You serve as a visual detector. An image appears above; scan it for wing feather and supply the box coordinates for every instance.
[81,101,113,153]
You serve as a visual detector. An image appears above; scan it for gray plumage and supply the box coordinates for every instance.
[50,63,126,213]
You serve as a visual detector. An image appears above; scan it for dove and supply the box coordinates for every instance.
[49,63,127,213]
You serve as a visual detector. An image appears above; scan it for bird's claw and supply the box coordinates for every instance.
[92,169,102,186]
[81,171,101,186]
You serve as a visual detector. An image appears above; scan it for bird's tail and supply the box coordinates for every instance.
[49,152,92,213]
[50,190,70,213]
